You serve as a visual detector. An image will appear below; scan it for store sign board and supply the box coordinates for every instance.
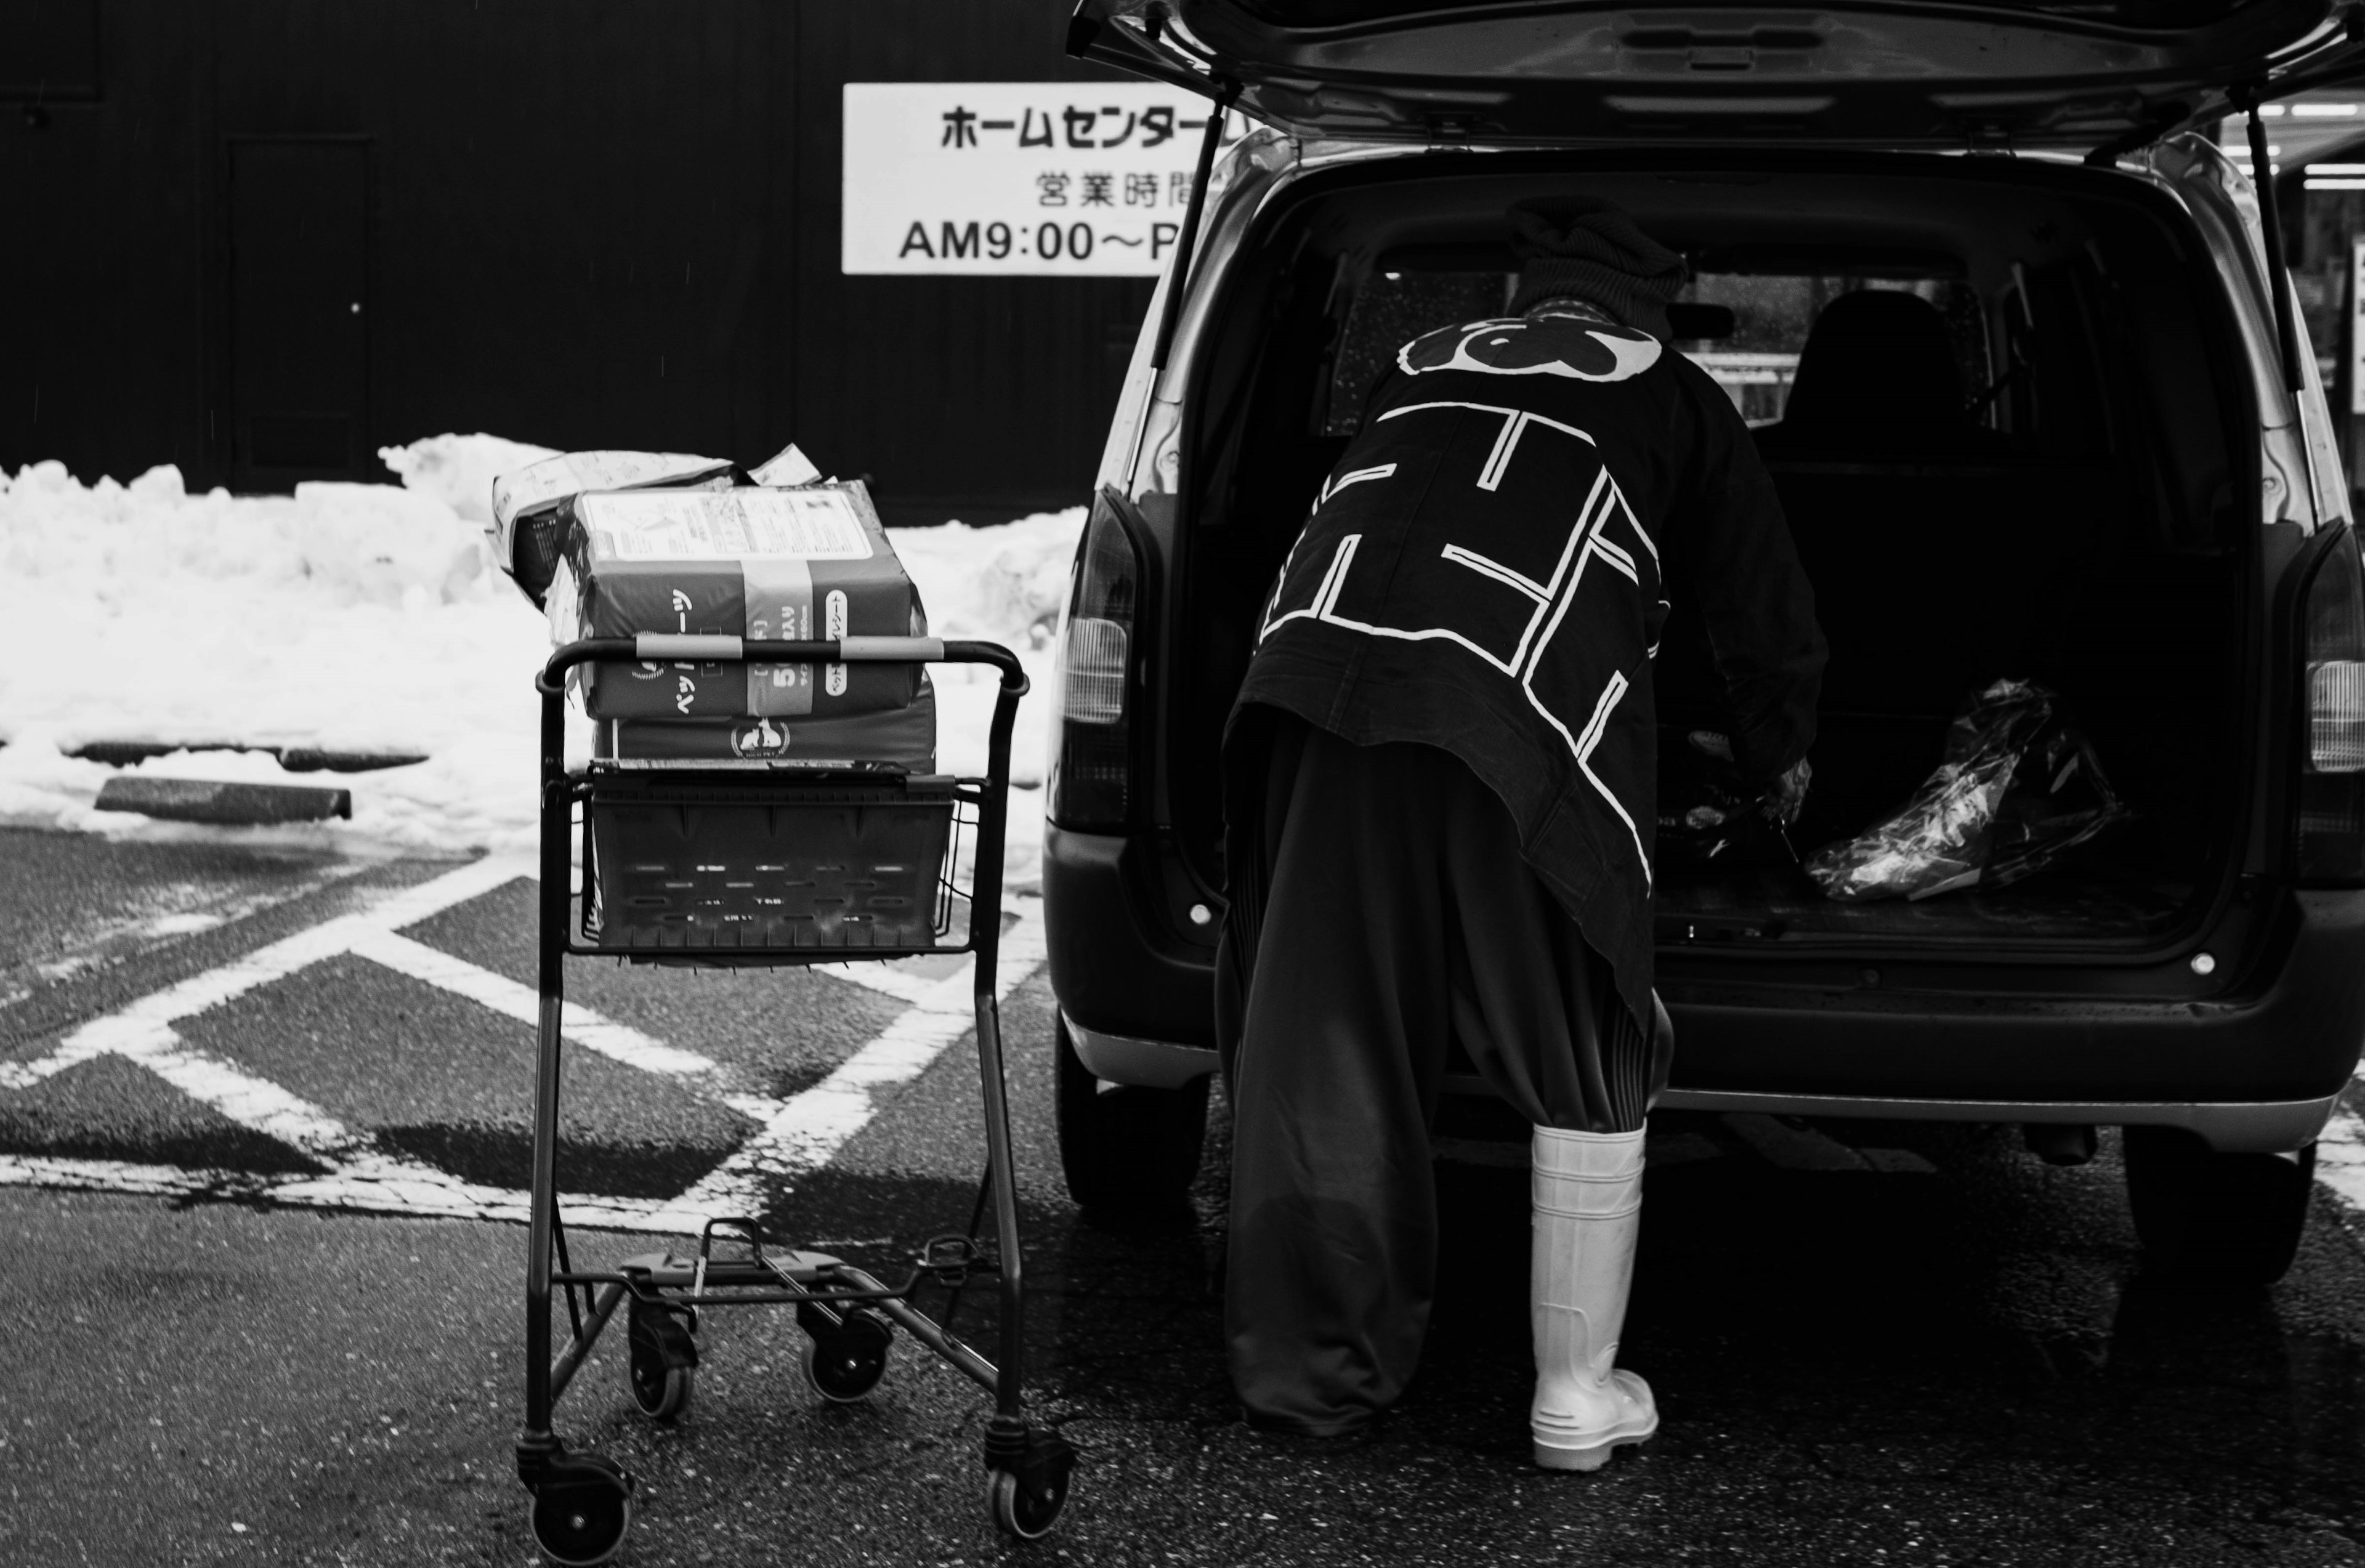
[841,83,1245,277]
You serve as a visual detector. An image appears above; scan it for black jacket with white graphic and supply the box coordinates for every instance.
[1232,304,1825,1029]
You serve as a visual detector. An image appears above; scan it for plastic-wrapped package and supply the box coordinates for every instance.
[491,450,737,605]
[1805,678,2127,902]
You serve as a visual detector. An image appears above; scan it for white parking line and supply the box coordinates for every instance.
[818,960,957,1006]
[55,856,2364,1238]
[0,1154,239,1199]
[2319,1109,2365,1210]
[0,1151,679,1230]
[647,902,1045,1230]
[347,927,717,1078]
[132,1028,374,1160]
[0,860,379,1008]
[0,855,531,1091]
[0,849,1049,1234]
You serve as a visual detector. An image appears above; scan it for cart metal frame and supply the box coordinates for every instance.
[514,633,1073,1564]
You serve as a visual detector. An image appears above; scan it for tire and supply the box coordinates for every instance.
[530,1455,634,1566]
[629,1360,694,1423]
[802,1325,891,1404]
[988,1465,1069,1540]
[1054,1014,1209,1224]
[2123,1126,2317,1287]
[627,1304,697,1422]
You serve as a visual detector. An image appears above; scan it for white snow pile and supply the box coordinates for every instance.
[0,437,1082,886]
[889,507,1080,800]
[376,431,560,525]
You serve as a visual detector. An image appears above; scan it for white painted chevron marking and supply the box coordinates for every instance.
[0,859,378,1009]
[0,855,532,1091]
[0,1154,235,1199]
[0,852,1051,1235]
[817,958,961,1006]
[2319,1109,2365,1209]
[646,899,1046,1230]
[130,1029,370,1160]
[0,1152,679,1230]
[347,927,716,1078]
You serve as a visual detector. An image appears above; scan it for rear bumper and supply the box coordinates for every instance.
[1065,1017,1223,1089]
[1045,827,2365,1150]
[1660,890,2365,1112]
[1059,1032,2347,1152]
[1044,825,1223,1049]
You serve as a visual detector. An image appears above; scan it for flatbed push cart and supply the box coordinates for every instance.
[515,632,1074,1565]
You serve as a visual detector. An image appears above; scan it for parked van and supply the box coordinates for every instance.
[1046,0,2365,1283]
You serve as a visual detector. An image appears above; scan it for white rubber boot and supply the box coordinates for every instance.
[1530,1122,1657,1471]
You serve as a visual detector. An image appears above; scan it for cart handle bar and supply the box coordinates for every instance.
[536,636,1025,695]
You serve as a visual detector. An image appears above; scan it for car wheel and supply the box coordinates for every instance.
[2122,1126,2316,1287]
[1054,1014,1209,1224]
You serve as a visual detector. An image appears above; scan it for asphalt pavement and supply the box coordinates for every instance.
[4,824,2365,1567]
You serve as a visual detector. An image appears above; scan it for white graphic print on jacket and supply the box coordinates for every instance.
[1396,312,1664,384]
[1258,393,1663,887]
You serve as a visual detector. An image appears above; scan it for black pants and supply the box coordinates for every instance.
[1215,710,1668,1434]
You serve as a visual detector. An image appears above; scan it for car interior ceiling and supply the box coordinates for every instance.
[1174,160,2253,948]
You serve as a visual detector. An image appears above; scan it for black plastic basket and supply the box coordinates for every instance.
[581,768,971,953]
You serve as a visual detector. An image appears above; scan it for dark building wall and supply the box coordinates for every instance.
[6,2,212,485]
[0,0,1152,523]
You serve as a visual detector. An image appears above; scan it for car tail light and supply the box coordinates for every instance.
[1049,500,1142,831]
[2297,533,2365,882]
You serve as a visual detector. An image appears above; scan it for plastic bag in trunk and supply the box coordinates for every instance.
[1805,678,2127,902]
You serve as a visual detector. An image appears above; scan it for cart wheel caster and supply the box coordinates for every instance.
[988,1465,1069,1540]
[630,1359,695,1422]
[802,1315,892,1404]
[628,1302,699,1423]
[985,1426,1076,1540]
[530,1452,635,1566]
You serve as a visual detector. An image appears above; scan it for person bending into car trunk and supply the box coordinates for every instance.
[1215,196,1825,1467]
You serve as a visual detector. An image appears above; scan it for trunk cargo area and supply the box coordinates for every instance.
[1652,447,2238,950]
[1176,154,2252,955]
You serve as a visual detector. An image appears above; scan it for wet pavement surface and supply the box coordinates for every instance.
[1,826,2363,1566]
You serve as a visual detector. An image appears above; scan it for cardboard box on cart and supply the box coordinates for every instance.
[549,481,928,726]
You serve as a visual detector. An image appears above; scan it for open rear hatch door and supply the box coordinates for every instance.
[1071,0,2365,150]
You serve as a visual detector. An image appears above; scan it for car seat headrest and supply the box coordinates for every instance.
[1778,289,1964,432]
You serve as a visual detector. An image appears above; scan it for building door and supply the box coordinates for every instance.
[228,139,370,489]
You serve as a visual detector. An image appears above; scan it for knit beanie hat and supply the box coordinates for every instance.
[1506,198,1688,340]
